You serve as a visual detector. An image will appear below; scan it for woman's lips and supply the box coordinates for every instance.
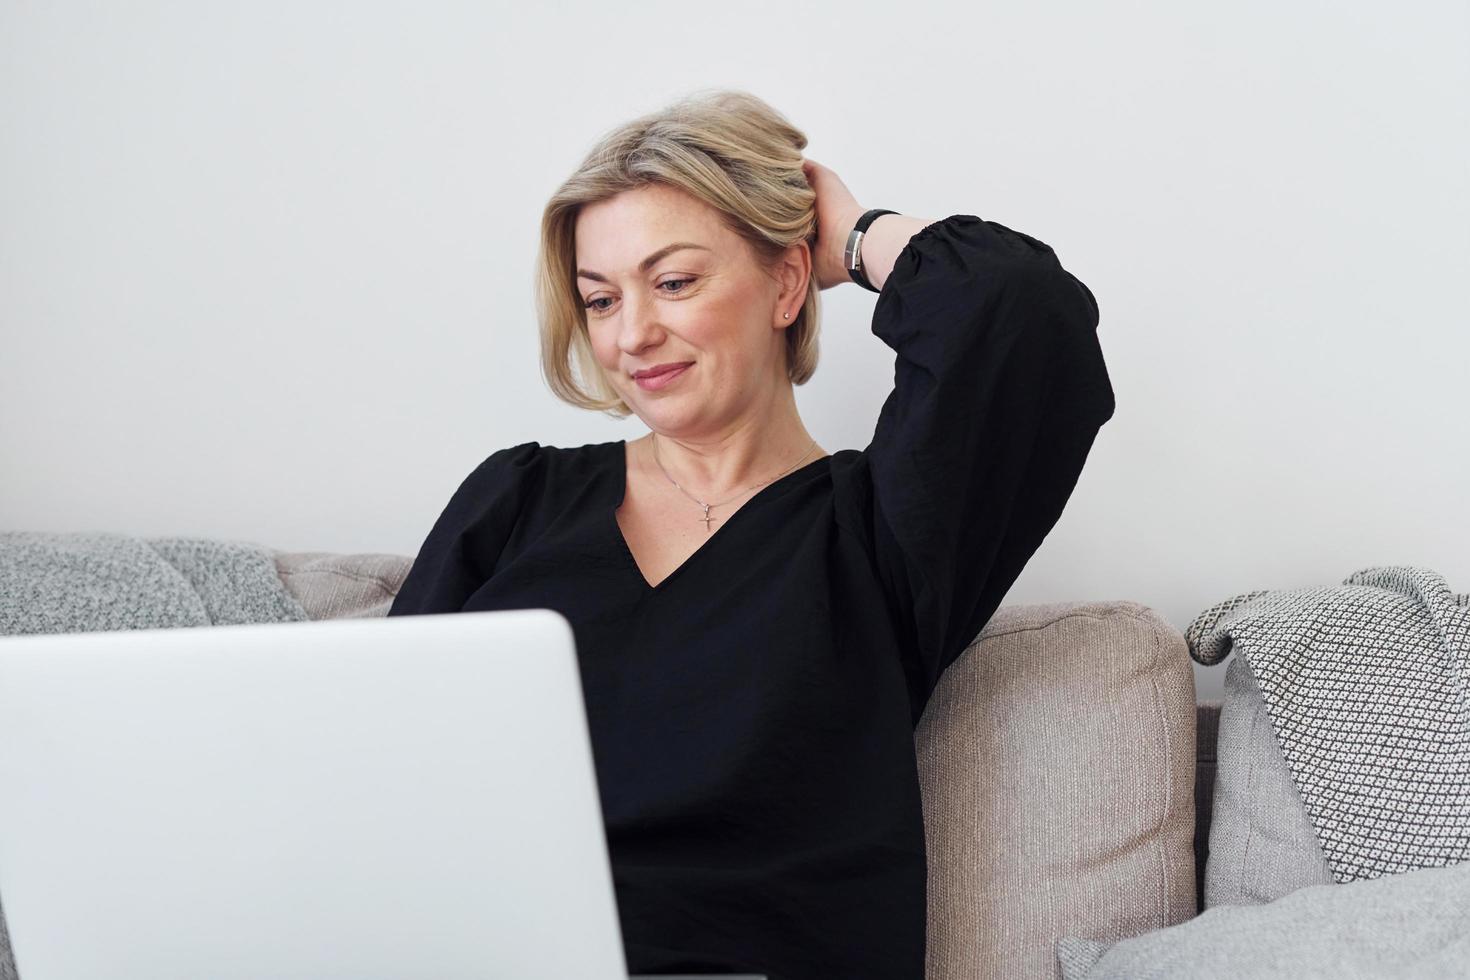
[634,363,691,391]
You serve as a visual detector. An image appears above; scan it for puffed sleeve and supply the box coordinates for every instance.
[861,214,1115,715]
[387,441,541,616]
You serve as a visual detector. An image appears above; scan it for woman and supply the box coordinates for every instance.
[389,90,1115,980]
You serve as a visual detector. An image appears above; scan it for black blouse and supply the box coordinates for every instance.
[388,214,1116,980]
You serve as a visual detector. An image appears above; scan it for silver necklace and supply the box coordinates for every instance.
[651,435,821,533]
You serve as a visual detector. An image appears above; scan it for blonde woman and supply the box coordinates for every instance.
[390,89,1116,980]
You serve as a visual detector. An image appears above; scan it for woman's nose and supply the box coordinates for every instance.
[617,291,662,343]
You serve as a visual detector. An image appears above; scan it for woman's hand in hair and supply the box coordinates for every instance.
[800,157,867,291]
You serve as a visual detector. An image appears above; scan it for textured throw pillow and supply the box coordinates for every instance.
[1054,859,1470,980]
[270,551,413,620]
[916,600,1197,980]
[1203,653,1333,907]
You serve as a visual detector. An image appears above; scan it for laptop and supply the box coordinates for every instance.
[0,609,766,980]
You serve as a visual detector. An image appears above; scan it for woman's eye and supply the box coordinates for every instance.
[584,278,694,314]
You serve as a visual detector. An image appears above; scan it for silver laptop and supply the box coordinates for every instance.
[0,610,765,980]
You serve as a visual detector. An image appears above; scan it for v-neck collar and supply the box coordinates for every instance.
[606,439,830,595]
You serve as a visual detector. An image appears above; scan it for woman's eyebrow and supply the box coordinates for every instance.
[577,242,712,282]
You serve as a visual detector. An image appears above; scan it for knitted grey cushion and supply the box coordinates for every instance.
[0,531,308,633]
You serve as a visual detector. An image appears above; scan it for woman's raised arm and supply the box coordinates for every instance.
[853,211,1116,718]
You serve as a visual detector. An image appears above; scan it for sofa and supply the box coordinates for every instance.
[273,550,1228,980]
[4,539,1459,979]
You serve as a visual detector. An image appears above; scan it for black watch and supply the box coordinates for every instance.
[843,208,900,293]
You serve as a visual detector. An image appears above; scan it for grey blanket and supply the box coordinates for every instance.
[1057,566,1470,979]
[0,530,309,978]
[1183,565,1470,883]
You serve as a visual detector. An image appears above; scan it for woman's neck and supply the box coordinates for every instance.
[633,427,826,500]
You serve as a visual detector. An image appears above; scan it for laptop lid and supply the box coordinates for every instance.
[0,609,631,980]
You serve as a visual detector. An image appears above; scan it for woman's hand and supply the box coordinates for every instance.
[801,157,867,291]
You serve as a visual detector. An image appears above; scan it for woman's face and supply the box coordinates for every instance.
[575,184,803,433]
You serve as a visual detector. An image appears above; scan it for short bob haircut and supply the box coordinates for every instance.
[535,89,822,419]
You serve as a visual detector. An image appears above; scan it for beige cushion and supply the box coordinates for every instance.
[916,600,1197,980]
[270,551,412,620]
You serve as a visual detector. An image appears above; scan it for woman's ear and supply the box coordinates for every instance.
[773,240,812,323]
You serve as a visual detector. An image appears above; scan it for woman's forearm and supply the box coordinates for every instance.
[854,213,940,293]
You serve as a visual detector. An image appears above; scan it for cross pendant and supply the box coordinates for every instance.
[700,505,715,533]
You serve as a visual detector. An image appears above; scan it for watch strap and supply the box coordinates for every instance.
[843,208,900,293]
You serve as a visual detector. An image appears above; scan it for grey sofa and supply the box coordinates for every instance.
[1,542,1344,980]
[269,550,1241,980]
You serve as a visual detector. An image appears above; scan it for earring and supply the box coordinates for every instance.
[783,312,790,319]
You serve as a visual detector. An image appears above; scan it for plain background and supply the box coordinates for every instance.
[3,1,1467,702]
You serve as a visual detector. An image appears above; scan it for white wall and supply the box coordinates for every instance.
[3,1,1467,702]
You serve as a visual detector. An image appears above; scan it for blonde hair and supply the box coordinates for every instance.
[534,89,821,419]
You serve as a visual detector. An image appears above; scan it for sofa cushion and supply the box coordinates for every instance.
[1204,654,1333,908]
[0,532,307,633]
[915,599,1196,980]
[1055,859,1470,980]
[270,551,412,620]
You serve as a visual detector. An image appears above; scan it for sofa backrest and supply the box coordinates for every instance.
[272,550,1211,980]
